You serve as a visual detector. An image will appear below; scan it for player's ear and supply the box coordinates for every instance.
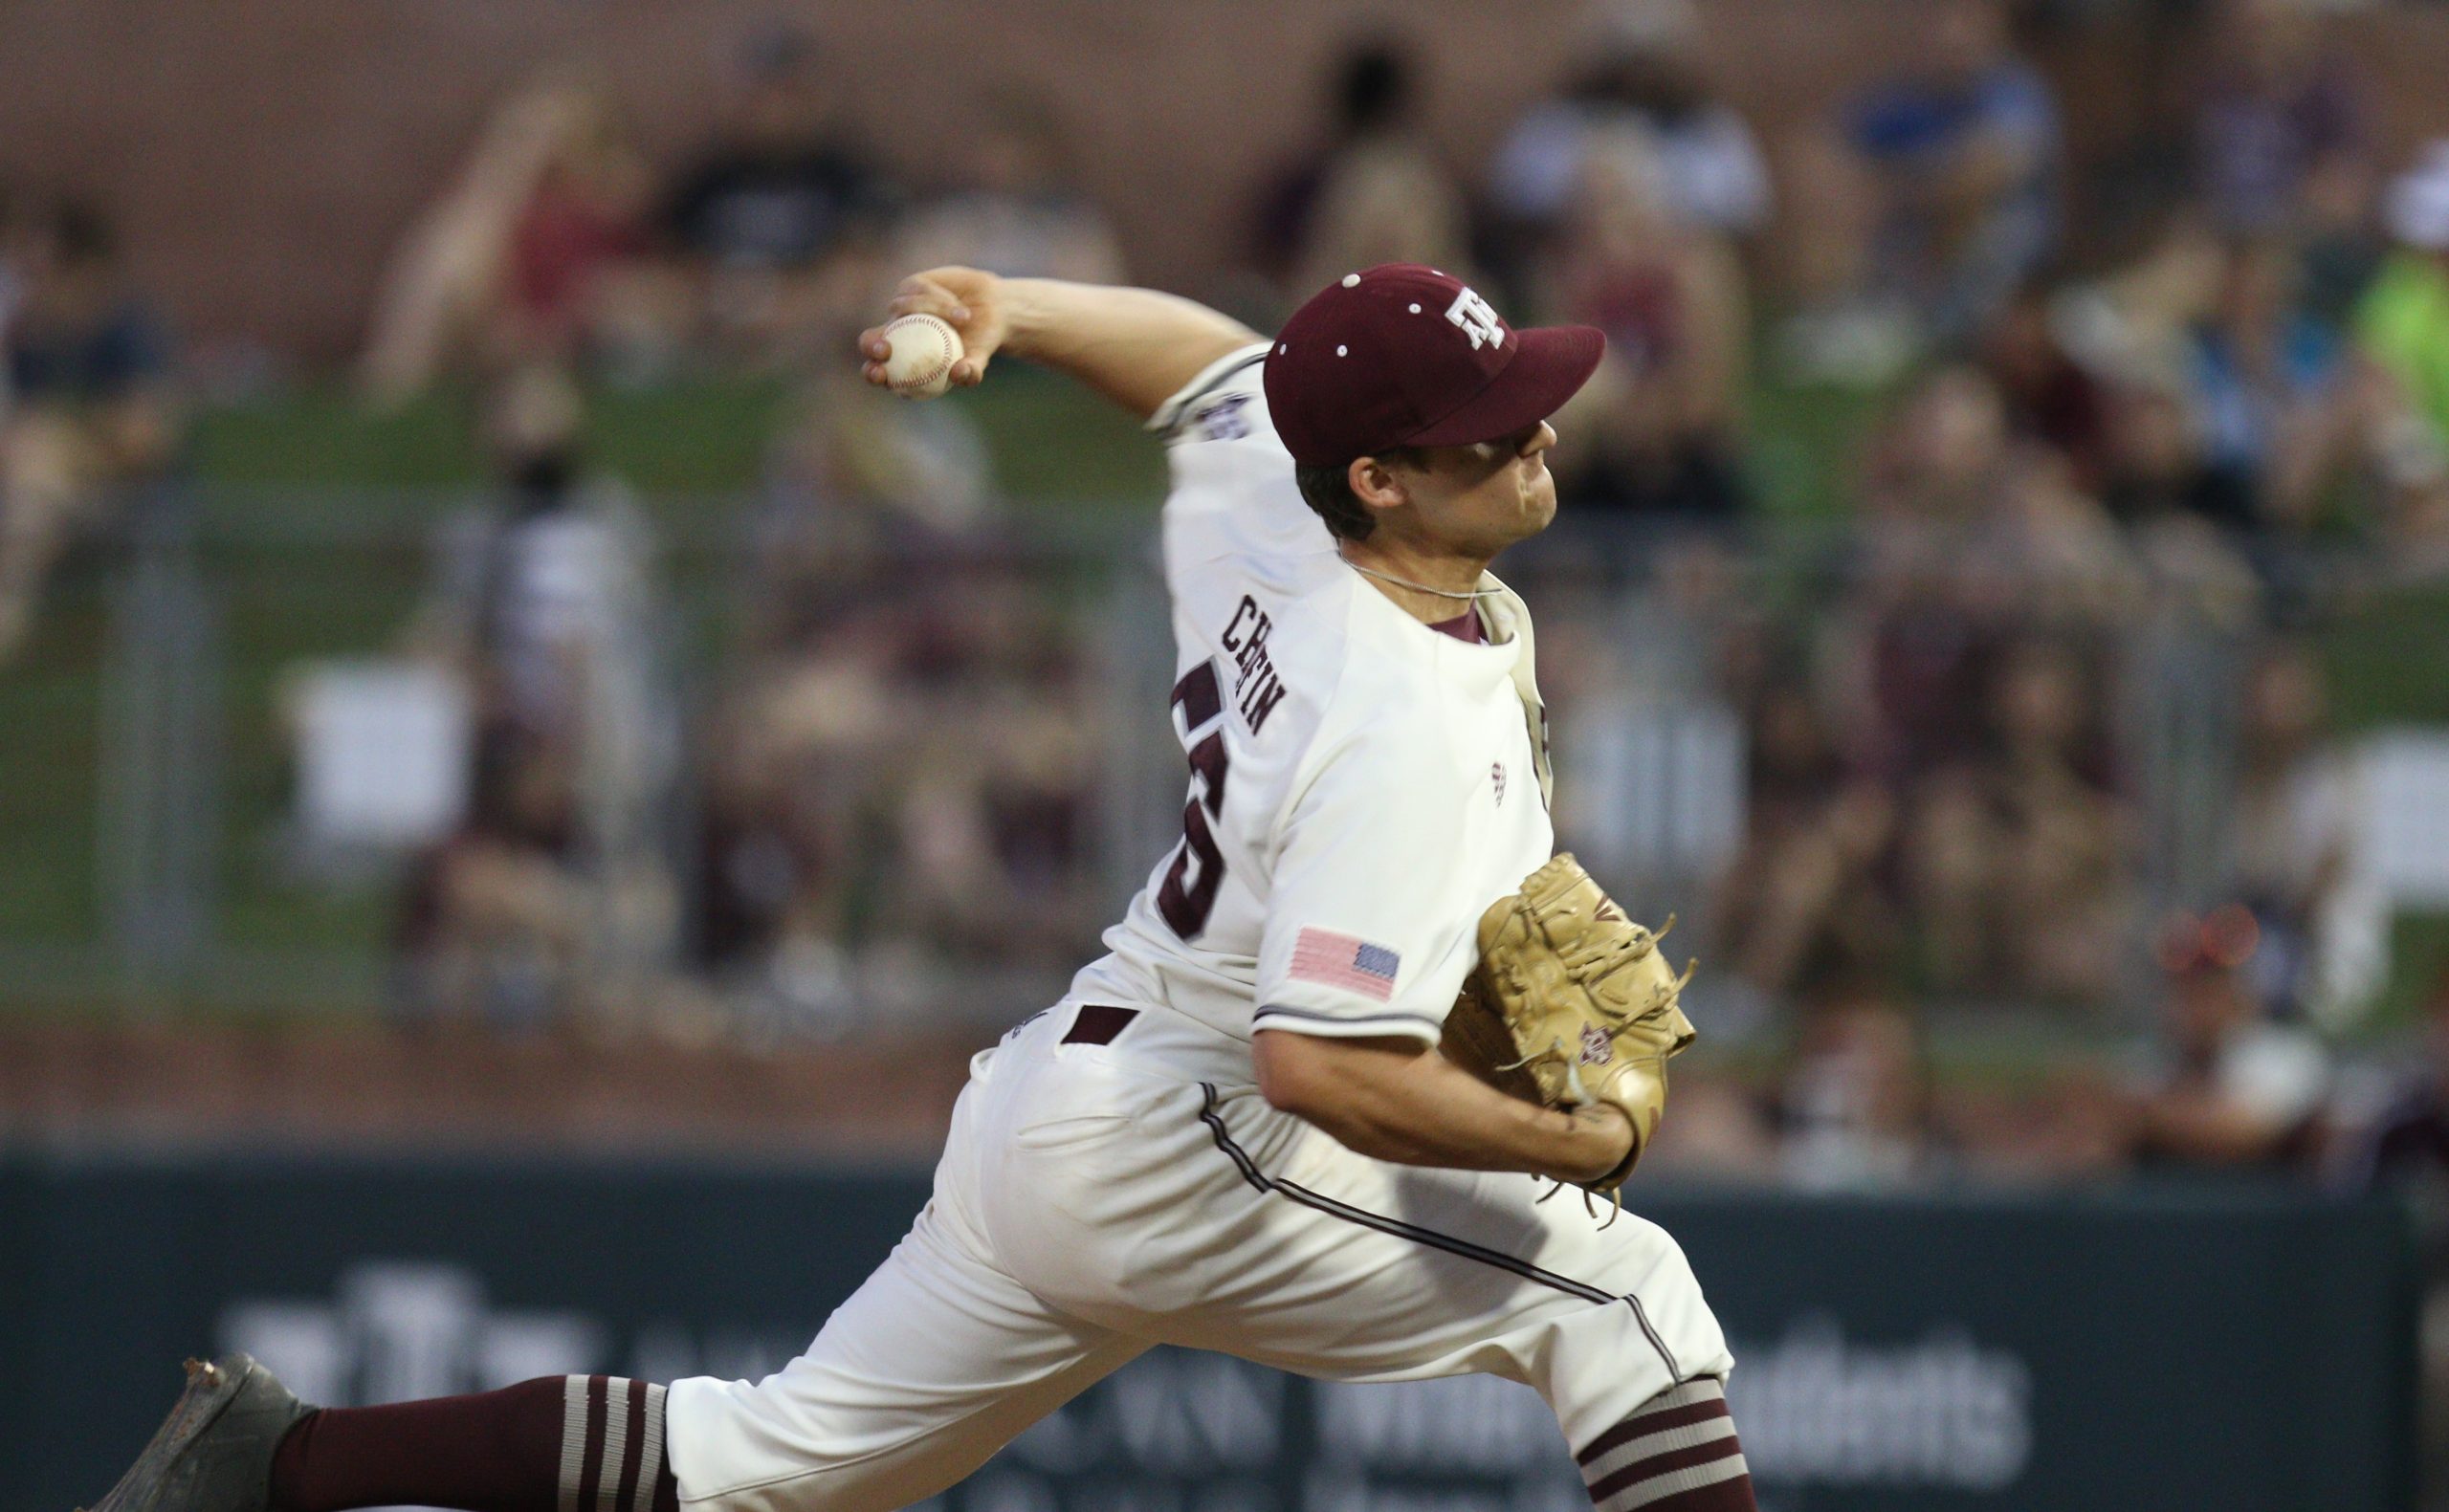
[1346,453,1412,516]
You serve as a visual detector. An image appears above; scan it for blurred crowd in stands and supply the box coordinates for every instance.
[0,194,177,658]
[19,0,2449,1193]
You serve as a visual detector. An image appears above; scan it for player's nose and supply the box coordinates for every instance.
[1520,422,1558,458]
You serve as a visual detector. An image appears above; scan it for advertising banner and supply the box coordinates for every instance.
[0,1154,2413,1512]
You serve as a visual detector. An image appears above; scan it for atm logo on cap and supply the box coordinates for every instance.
[1445,288,1505,350]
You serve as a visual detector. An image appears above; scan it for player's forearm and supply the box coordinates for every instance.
[1254,1031,1631,1183]
[997,278,1261,421]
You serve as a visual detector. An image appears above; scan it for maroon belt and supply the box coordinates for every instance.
[1063,1004,1140,1045]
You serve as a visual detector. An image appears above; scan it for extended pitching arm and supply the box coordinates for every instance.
[860,268,1261,423]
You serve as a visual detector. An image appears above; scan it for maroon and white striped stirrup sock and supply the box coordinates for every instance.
[1575,1378,1754,1512]
[558,1375,671,1512]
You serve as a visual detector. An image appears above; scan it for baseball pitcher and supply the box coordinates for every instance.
[92,266,1748,1512]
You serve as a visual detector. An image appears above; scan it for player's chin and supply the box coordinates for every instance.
[1515,478,1560,536]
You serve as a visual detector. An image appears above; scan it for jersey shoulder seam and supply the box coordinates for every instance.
[1147,344,1271,439]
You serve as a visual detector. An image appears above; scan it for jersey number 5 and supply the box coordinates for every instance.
[1158,662,1229,939]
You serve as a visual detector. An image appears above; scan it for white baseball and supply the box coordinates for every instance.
[878,313,962,399]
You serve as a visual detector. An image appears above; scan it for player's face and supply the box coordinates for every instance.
[1393,422,1560,557]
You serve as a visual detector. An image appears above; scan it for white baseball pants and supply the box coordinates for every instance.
[664,1004,1738,1512]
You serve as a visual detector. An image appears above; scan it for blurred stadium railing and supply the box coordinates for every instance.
[6,487,2448,1047]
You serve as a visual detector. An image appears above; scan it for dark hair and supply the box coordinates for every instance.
[1294,449,1425,542]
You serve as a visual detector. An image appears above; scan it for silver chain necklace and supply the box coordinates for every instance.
[1338,552,1500,602]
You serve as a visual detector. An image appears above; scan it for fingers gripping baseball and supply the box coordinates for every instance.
[858,267,1007,391]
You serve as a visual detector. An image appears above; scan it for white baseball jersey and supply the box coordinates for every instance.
[1067,343,1556,1048]
[665,343,1741,1512]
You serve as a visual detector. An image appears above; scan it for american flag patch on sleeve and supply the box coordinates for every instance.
[1289,928,1401,1002]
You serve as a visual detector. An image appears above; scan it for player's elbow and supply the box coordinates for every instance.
[1252,1029,1329,1119]
[1251,1028,1425,1140]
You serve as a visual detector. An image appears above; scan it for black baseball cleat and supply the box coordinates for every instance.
[83,1354,315,1512]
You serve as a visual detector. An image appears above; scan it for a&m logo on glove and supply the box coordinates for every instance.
[1579,1023,1615,1067]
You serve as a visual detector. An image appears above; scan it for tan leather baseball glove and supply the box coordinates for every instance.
[1440,854,1696,1194]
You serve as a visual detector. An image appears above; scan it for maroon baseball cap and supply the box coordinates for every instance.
[1262,264,1605,469]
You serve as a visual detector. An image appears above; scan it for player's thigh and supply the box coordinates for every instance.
[1148,1084,1732,1447]
[665,1150,1145,1512]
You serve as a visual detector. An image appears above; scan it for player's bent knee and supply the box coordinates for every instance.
[1573,1377,1754,1512]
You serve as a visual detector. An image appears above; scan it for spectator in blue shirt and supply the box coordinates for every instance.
[1846,0,2061,345]
[1489,0,1772,255]
[0,197,178,660]
[2182,238,2346,525]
